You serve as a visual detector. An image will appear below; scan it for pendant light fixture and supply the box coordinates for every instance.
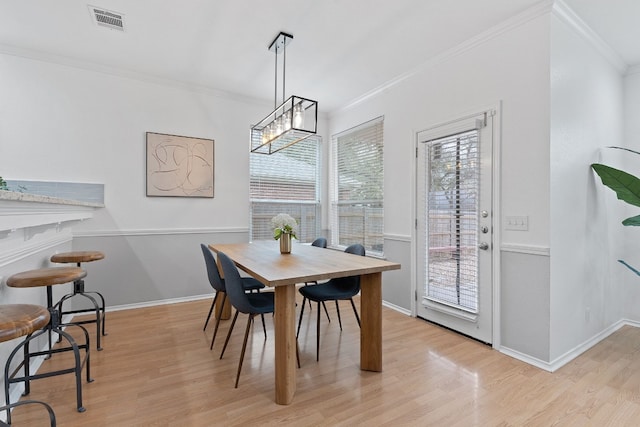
[250,32,318,154]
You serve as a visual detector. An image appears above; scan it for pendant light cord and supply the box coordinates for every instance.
[282,40,286,105]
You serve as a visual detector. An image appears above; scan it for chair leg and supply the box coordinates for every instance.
[296,296,306,338]
[350,298,361,328]
[235,314,254,388]
[302,285,330,322]
[303,284,313,311]
[210,293,226,350]
[204,292,219,331]
[322,302,331,322]
[260,314,267,339]
[316,302,321,362]
[335,300,343,331]
[220,309,239,359]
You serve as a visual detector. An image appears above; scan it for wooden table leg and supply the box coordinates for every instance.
[214,257,231,320]
[360,272,382,372]
[214,292,231,320]
[274,284,296,404]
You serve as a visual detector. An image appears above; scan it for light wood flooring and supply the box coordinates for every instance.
[8,295,640,426]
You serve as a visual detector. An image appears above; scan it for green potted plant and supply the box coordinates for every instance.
[0,176,8,191]
[591,147,640,275]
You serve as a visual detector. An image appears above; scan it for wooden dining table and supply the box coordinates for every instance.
[208,240,401,405]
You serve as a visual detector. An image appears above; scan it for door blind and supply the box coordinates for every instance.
[423,130,479,312]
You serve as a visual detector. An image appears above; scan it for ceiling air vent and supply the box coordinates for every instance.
[88,5,125,31]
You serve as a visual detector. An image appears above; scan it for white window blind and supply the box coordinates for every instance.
[330,117,384,256]
[250,136,321,242]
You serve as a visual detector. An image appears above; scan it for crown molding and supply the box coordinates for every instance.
[332,0,555,116]
[0,43,269,107]
[552,0,628,75]
[627,64,640,76]
[0,43,336,121]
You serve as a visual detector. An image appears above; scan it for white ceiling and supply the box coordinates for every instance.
[0,0,637,112]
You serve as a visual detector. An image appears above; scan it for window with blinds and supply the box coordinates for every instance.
[424,130,479,312]
[250,136,321,242]
[330,117,384,256]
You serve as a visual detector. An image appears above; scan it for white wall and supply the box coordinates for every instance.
[1,54,264,231]
[549,12,625,361]
[327,12,552,357]
[622,70,640,319]
[0,53,331,308]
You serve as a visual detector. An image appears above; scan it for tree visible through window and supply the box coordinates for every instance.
[250,137,321,242]
[330,117,384,256]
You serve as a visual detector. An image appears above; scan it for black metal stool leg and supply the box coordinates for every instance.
[85,291,107,336]
[56,328,86,413]
[0,399,56,427]
[5,323,92,417]
[56,280,104,351]
[4,330,45,425]
[59,323,93,383]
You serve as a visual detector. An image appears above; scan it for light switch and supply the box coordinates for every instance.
[505,216,528,231]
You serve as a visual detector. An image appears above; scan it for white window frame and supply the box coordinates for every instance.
[330,116,384,256]
[250,136,321,242]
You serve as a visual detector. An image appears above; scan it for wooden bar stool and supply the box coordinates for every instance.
[50,251,106,351]
[0,304,56,426]
[6,267,94,419]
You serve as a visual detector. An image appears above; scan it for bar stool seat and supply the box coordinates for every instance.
[50,251,106,351]
[0,305,50,341]
[0,304,56,426]
[6,267,93,421]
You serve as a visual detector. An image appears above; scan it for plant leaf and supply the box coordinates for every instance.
[618,260,640,277]
[591,163,640,208]
[622,214,640,226]
[608,146,640,157]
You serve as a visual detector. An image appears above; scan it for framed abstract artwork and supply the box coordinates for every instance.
[146,132,214,198]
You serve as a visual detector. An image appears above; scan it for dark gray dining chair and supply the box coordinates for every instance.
[300,237,331,320]
[296,243,365,361]
[217,251,277,388]
[200,244,264,350]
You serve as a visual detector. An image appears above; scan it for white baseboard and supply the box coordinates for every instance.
[382,300,411,316]
[499,319,628,372]
[498,346,553,371]
[106,294,212,313]
[108,294,411,318]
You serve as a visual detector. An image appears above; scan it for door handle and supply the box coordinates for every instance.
[478,242,489,250]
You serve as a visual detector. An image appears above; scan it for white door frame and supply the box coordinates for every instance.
[411,102,502,349]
